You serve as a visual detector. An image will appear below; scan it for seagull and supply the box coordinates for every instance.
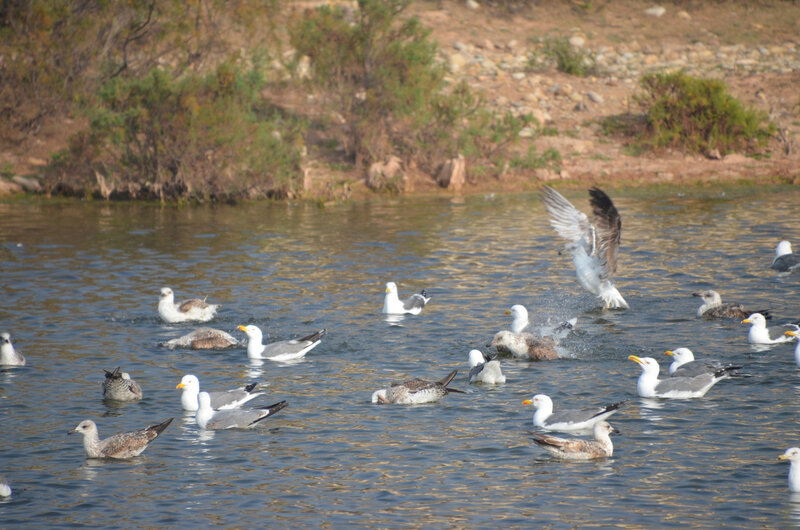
[529,421,619,460]
[784,330,800,366]
[664,348,743,378]
[468,350,506,384]
[371,369,464,404]
[176,374,263,412]
[0,332,25,366]
[522,394,624,433]
[238,325,326,361]
[158,287,218,323]
[505,305,577,339]
[771,241,800,273]
[487,330,558,361]
[628,355,737,398]
[69,418,173,459]
[196,392,288,429]
[102,367,143,401]
[507,304,530,333]
[741,313,793,345]
[541,185,628,309]
[692,290,770,319]
[382,282,430,315]
[779,447,800,493]
[0,475,11,497]
[162,327,239,349]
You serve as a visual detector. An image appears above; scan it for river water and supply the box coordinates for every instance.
[1,184,799,527]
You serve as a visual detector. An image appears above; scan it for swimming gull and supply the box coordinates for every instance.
[771,241,800,273]
[784,330,800,366]
[0,332,25,366]
[162,327,239,349]
[779,447,800,493]
[371,369,464,404]
[741,313,793,345]
[693,290,770,320]
[196,391,288,429]
[529,421,619,460]
[238,325,326,361]
[69,418,173,459]
[523,394,624,433]
[508,304,531,333]
[468,350,506,384]
[102,367,143,401]
[541,185,628,309]
[176,374,263,411]
[158,287,219,323]
[382,282,430,315]
[487,330,558,361]
[629,355,737,398]
[664,348,743,378]
[0,475,11,497]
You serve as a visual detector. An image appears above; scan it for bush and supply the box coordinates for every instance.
[529,37,596,77]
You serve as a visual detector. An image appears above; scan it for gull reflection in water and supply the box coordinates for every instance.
[384,314,406,327]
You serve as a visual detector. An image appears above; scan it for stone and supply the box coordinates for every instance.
[511,72,526,81]
[645,6,666,17]
[677,10,691,20]
[465,0,479,9]
[448,53,467,73]
[27,157,47,167]
[518,127,536,138]
[569,35,585,48]
[12,175,40,192]
[587,91,604,104]
[437,154,466,191]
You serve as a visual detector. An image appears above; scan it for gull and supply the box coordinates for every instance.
[508,304,530,333]
[371,369,464,404]
[162,328,239,349]
[779,447,800,493]
[0,332,25,366]
[382,282,430,315]
[784,330,800,366]
[0,475,11,497]
[487,330,558,361]
[692,290,770,319]
[158,287,218,323]
[664,348,742,378]
[771,241,800,273]
[196,392,288,429]
[176,374,263,412]
[541,185,628,309]
[468,350,506,384]
[741,313,793,345]
[629,355,737,398]
[506,305,577,339]
[522,394,624,433]
[102,367,143,401]
[238,325,326,361]
[529,421,618,460]
[69,418,173,459]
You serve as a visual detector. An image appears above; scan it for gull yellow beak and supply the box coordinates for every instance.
[176,382,185,389]
[664,350,674,357]
[786,330,798,337]
[505,309,511,315]
[522,399,532,405]
[741,318,751,324]
[237,325,248,332]
[629,355,644,365]
[779,454,790,461]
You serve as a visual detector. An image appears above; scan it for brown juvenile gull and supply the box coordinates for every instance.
[238,325,326,361]
[69,418,173,459]
[102,367,143,401]
[196,391,288,429]
[530,421,619,460]
[664,348,742,378]
[162,327,239,349]
[176,374,263,412]
[487,330,559,361]
[771,241,800,273]
[541,185,628,309]
[158,287,219,323]
[0,332,25,366]
[468,349,506,384]
[371,369,465,404]
[692,289,770,319]
[523,394,624,433]
[382,281,431,315]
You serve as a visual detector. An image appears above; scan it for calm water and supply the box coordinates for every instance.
[1,185,799,528]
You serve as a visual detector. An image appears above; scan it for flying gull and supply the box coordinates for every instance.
[238,325,326,361]
[102,367,143,401]
[176,374,263,412]
[529,421,619,460]
[158,287,219,323]
[779,447,800,493]
[629,355,737,398]
[523,394,624,433]
[382,282,430,315]
[0,332,25,366]
[468,349,506,384]
[69,418,173,459]
[487,330,558,361]
[771,241,800,273]
[162,327,239,349]
[741,313,794,345]
[692,290,770,320]
[664,348,743,378]
[371,369,464,404]
[541,185,628,309]
[196,391,288,429]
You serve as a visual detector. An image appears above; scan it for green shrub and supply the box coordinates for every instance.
[530,37,596,77]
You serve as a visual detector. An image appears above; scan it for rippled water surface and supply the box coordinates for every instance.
[1,185,800,527]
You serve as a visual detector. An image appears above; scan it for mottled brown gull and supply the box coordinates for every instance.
[693,289,770,319]
[70,418,173,459]
[487,330,558,361]
[158,287,218,323]
[530,421,618,460]
[102,367,143,401]
[371,369,464,404]
[162,327,239,349]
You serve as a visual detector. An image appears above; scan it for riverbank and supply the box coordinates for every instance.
[1,0,799,200]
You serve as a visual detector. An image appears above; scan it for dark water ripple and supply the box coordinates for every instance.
[1,185,800,527]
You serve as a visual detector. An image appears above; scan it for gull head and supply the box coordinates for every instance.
[176,374,200,391]
[692,290,721,305]
[522,394,552,411]
[779,447,800,462]
[776,240,793,258]
[159,287,174,300]
[665,348,695,363]
[385,282,398,294]
[741,313,767,328]
[468,349,489,368]
[629,355,660,376]
[595,421,620,438]
[70,419,98,437]
[238,324,263,341]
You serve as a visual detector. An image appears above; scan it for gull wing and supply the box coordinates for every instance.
[541,186,593,251]
[588,187,622,279]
